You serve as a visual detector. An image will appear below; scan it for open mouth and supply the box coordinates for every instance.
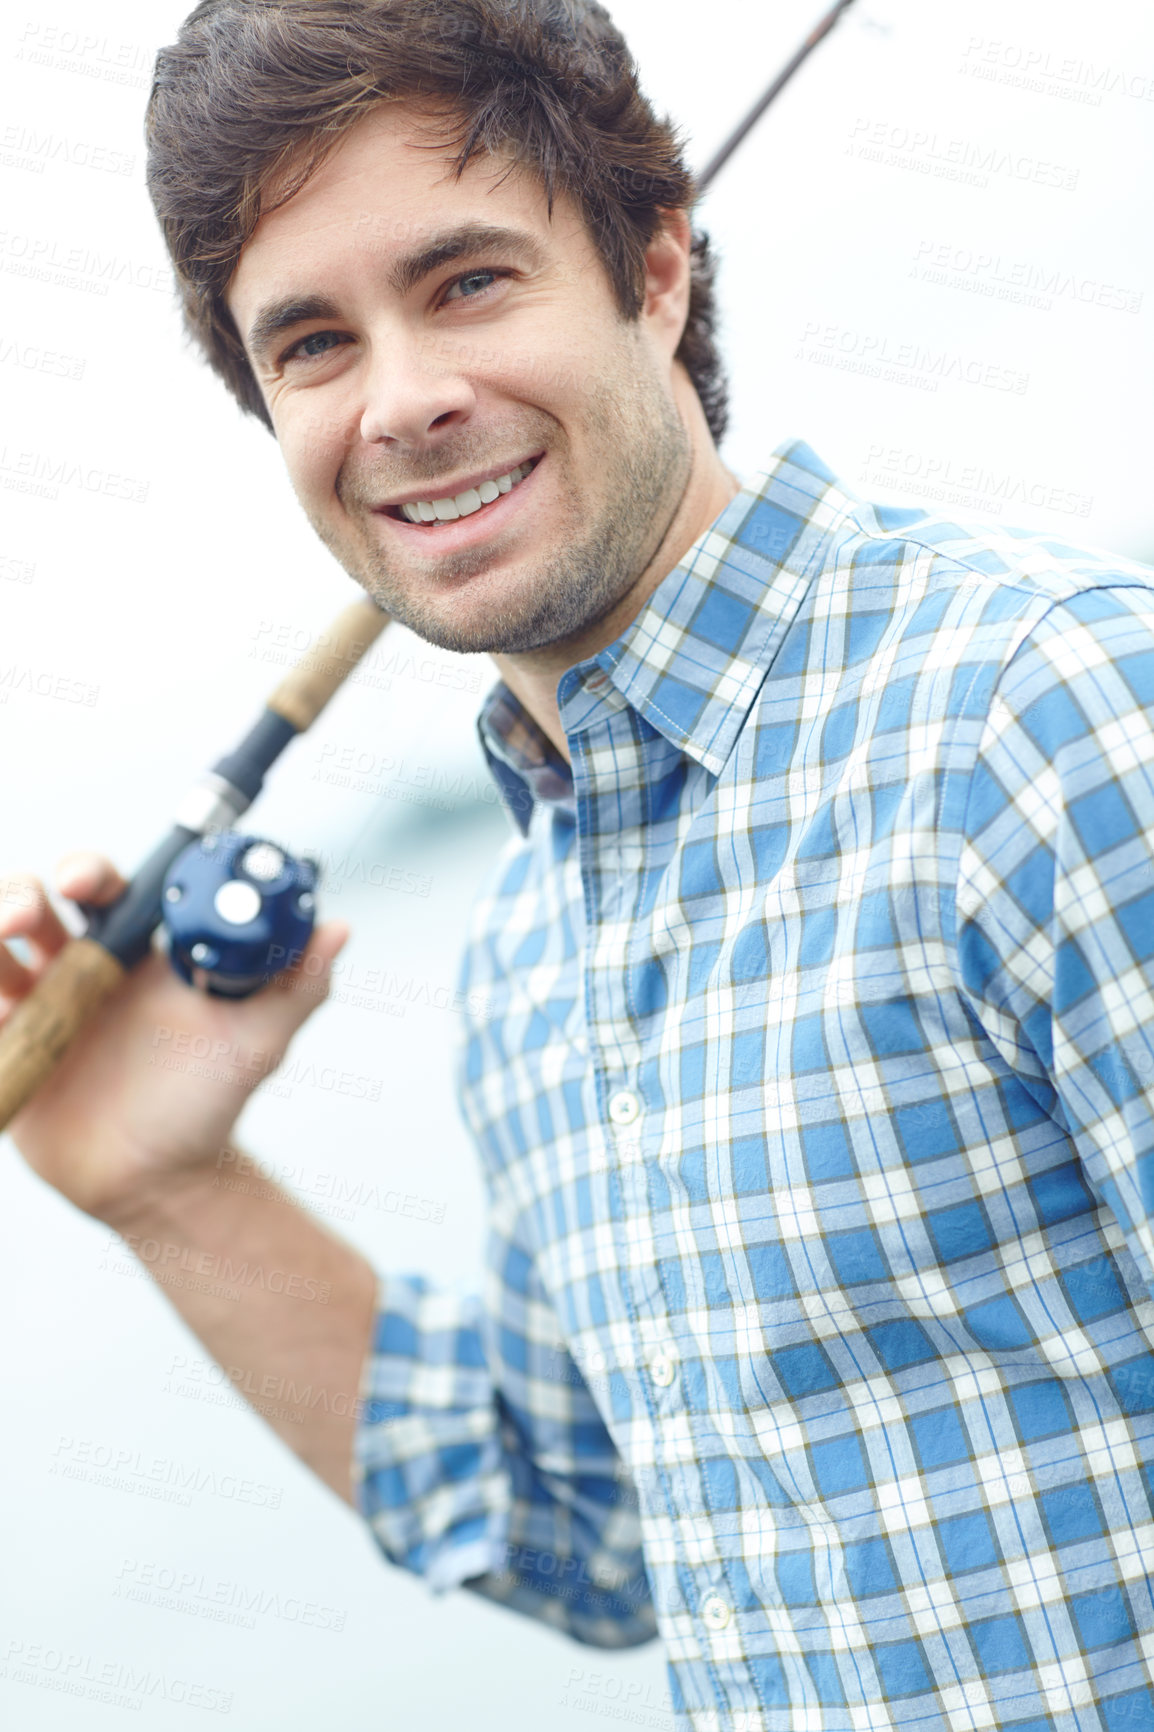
[384,455,542,527]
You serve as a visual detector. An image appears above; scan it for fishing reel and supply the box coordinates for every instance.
[161,832,319,999]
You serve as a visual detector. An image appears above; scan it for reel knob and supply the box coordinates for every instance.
[161,832,318,998]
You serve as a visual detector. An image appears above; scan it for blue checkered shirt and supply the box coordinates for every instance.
[355,439,1154,1732]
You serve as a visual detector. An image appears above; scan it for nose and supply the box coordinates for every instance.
[358,333,477,447]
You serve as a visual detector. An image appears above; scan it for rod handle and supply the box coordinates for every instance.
[265,598,389,732]
[0,938,125,1132]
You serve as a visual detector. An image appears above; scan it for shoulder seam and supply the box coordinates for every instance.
[841,503,1153,601]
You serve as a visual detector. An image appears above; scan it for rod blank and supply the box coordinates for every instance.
[0,596,389,1132]
[696,0,858,194]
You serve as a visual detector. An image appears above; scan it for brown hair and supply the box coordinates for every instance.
[146,0,728,441]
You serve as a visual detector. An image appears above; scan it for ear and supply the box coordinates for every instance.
[641,207,692,356]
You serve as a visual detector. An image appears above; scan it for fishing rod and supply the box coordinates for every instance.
[0,0,858,1133]
[0,598,388,1129]
[696,0,858,194]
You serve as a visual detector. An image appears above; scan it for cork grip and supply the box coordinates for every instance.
[265,598,390,732]
[0,938,126,1131]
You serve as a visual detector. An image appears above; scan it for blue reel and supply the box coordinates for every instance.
[161,832,318,999]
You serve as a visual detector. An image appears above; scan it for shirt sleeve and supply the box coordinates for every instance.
[352,1220,656,1648]
[954,582,1154,1290]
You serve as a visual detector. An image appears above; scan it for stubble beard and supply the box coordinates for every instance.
[311,340,693,657]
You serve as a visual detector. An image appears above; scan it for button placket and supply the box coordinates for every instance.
[608,1089,641,1125]
[650,1352,678,1388]
[700,1592,732,1632]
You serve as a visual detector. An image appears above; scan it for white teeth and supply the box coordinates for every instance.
[398,458,535,523]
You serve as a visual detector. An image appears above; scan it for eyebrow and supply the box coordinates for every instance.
[246,295,341,365]
[244,223,547,363]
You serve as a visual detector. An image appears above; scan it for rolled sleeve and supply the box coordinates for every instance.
[353,1227,655,1647]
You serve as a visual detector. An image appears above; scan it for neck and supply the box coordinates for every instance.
[490,377,740,764]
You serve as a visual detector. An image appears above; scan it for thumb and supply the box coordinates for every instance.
[266,918,351,1028]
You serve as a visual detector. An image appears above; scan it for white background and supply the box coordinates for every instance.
[0,0,1152,1725]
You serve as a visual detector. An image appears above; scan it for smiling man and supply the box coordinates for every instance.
[8,2,1154,1730]
[222,96,734,743]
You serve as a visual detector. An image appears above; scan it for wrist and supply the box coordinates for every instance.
[95,1142,245,1237]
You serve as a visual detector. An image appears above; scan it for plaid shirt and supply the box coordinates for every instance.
[355,439,1154,1732]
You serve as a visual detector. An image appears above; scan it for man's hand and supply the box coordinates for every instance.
[0,850,377,1503]
[0,850,349,1227]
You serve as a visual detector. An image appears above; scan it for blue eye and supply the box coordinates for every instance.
[283,330,347,365]
[445,270,499,301]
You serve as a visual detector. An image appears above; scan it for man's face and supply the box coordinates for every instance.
[226,103,692,657]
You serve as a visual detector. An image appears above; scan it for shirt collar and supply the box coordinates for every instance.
[477,680,576,826]
[478,439,858,832]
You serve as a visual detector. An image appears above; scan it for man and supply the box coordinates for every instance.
[4,1,1154,1727]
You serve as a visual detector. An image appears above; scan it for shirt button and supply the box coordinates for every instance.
[701,1592,732,1631]
[608,1090,641,1126]
[650,1353,678,1388]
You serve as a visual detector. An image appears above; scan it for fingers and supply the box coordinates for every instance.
[53,851,129,907]
[0,873,73,963]
[0,874,37,932]
[0,878,39,999]
[269,919,350,1000]
[0,942,34,1002]
[0,853,126,970]
[311,919,351,961]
